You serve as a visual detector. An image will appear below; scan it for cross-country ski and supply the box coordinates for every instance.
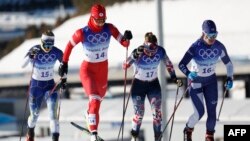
[70,122,104,141]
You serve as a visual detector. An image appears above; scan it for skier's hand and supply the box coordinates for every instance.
[188,71,197,81]
[29,47,40,59]
[58,62,68,77]
[172,77,183,87]
[133,46,144,59]
[60,78,67,90]
[121,30,133,48]
[124,30,133,40]
[122,62,131,70]
[121,38,130,48]
[225,77,233,90]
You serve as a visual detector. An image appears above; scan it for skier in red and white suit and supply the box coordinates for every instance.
[58,4,132,141]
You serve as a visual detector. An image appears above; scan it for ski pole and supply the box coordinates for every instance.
[19,61,35,141]
[217,89,228,121]
[117,76,135,141]
[157,82,191,141]
[57,88,63,120]
[45,79,62,101]
[117,47,128,141]
[118,45,139,141]
[168,83,180,141]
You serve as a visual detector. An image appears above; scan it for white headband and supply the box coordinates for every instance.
[41,34,54,41]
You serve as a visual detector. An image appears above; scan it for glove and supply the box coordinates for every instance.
[133,46,144,59]
[172,77,183,87]
[122,62,131,70]
[123,30,133,40]
[60,78,67,90]
[225,77,233,90]
[121,30,133,48]
[58,62,68,77]
[188,71,197,81]
[29,47,40,59]
[121,39,130,47]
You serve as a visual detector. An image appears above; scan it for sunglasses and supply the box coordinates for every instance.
[93,18,106,23]
[43,44,53,50]
[144,43,158,56]
[205,32,218,39]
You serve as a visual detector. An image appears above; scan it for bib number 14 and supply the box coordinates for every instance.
[95,52,105,59]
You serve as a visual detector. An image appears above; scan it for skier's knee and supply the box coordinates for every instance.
[28,115,39,127]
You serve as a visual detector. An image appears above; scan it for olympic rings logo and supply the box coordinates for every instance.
[37,54,56,64]
[198,49,219,59]
[142,54,160,64]
[87,32,109,45]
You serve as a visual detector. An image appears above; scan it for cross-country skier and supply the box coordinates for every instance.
[178,20,234,141]
[58,4,132,141]
[23,30,66,141]
[123,32,183,141]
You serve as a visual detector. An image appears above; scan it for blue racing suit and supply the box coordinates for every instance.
[25,45,63,134]
[178,38,233,132]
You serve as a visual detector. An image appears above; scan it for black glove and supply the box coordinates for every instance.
[58,62,68,77]
[29,47,40,59]
[123,30,133,40]
[172,77,183,87]
[133,46,144,59]
[60,78,67,90]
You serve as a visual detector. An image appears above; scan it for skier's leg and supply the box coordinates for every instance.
[46,85,60,141]
[203,80,218,141]
[130,79,147,140]
[147,79,162,141]
[184,82,205,141]
[26,80,44,140]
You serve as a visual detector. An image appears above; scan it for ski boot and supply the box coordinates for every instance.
[90,132,98,141]
[183,126,193,141]
[26,127,35,141]
[84,111,91,130]
[155,132,162,141]
[131,130,139,141]
[52,133,59,141]
[205,131,215,141]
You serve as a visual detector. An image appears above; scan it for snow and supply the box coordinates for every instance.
[1,0,250,140]
[0,0,250,74]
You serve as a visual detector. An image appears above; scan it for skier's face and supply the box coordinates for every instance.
[144,42,158,56]
[93,18,106,27]
[41,40,54,53]
[203,32,217,45]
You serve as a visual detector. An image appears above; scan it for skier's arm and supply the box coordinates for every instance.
[22,55,30,68]
[123,49,137,69]
[63,29,84,63]
[220,48,234,78]
[22,46,40,68]
[178,47,194,76]
[163,54,177,79]
[59,29,83,77]
[108,24,131,47]
[163,51,183,86]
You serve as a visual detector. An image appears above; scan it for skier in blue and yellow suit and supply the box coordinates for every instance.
[23,30,65,141]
